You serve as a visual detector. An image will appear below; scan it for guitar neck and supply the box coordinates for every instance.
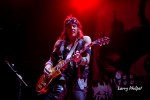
[55,36,110,70]
[78,42,93,54]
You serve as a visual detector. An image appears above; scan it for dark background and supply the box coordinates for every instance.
[0,0,150,99]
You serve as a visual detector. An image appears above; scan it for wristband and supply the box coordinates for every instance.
[45,60,53,66]
[80,57,88,65]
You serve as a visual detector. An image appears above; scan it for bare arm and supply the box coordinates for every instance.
[73,36,92,65]
[80,35,92,65]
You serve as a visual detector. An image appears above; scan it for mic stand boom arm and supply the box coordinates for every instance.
[5,61,28,87]
[5,60,28,100]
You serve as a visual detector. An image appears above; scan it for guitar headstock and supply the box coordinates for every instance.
[93,36,110,46]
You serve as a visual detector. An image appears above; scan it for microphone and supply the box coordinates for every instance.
[4,60,15,67]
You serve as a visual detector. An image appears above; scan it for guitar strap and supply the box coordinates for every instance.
[66,38,79,59]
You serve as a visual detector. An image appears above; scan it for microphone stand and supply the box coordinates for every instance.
[5,60,28,100]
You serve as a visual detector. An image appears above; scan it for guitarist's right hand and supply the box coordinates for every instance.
[44,64,53,76]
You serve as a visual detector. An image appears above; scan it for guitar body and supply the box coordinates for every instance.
[36,60,64,94]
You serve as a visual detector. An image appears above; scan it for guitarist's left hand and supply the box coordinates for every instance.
[72,51,82,63]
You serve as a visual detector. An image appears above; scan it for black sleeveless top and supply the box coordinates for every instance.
[50,38,90,81]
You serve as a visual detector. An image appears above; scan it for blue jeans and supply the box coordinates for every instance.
[73,90,86,100]
[44,76,86,100]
